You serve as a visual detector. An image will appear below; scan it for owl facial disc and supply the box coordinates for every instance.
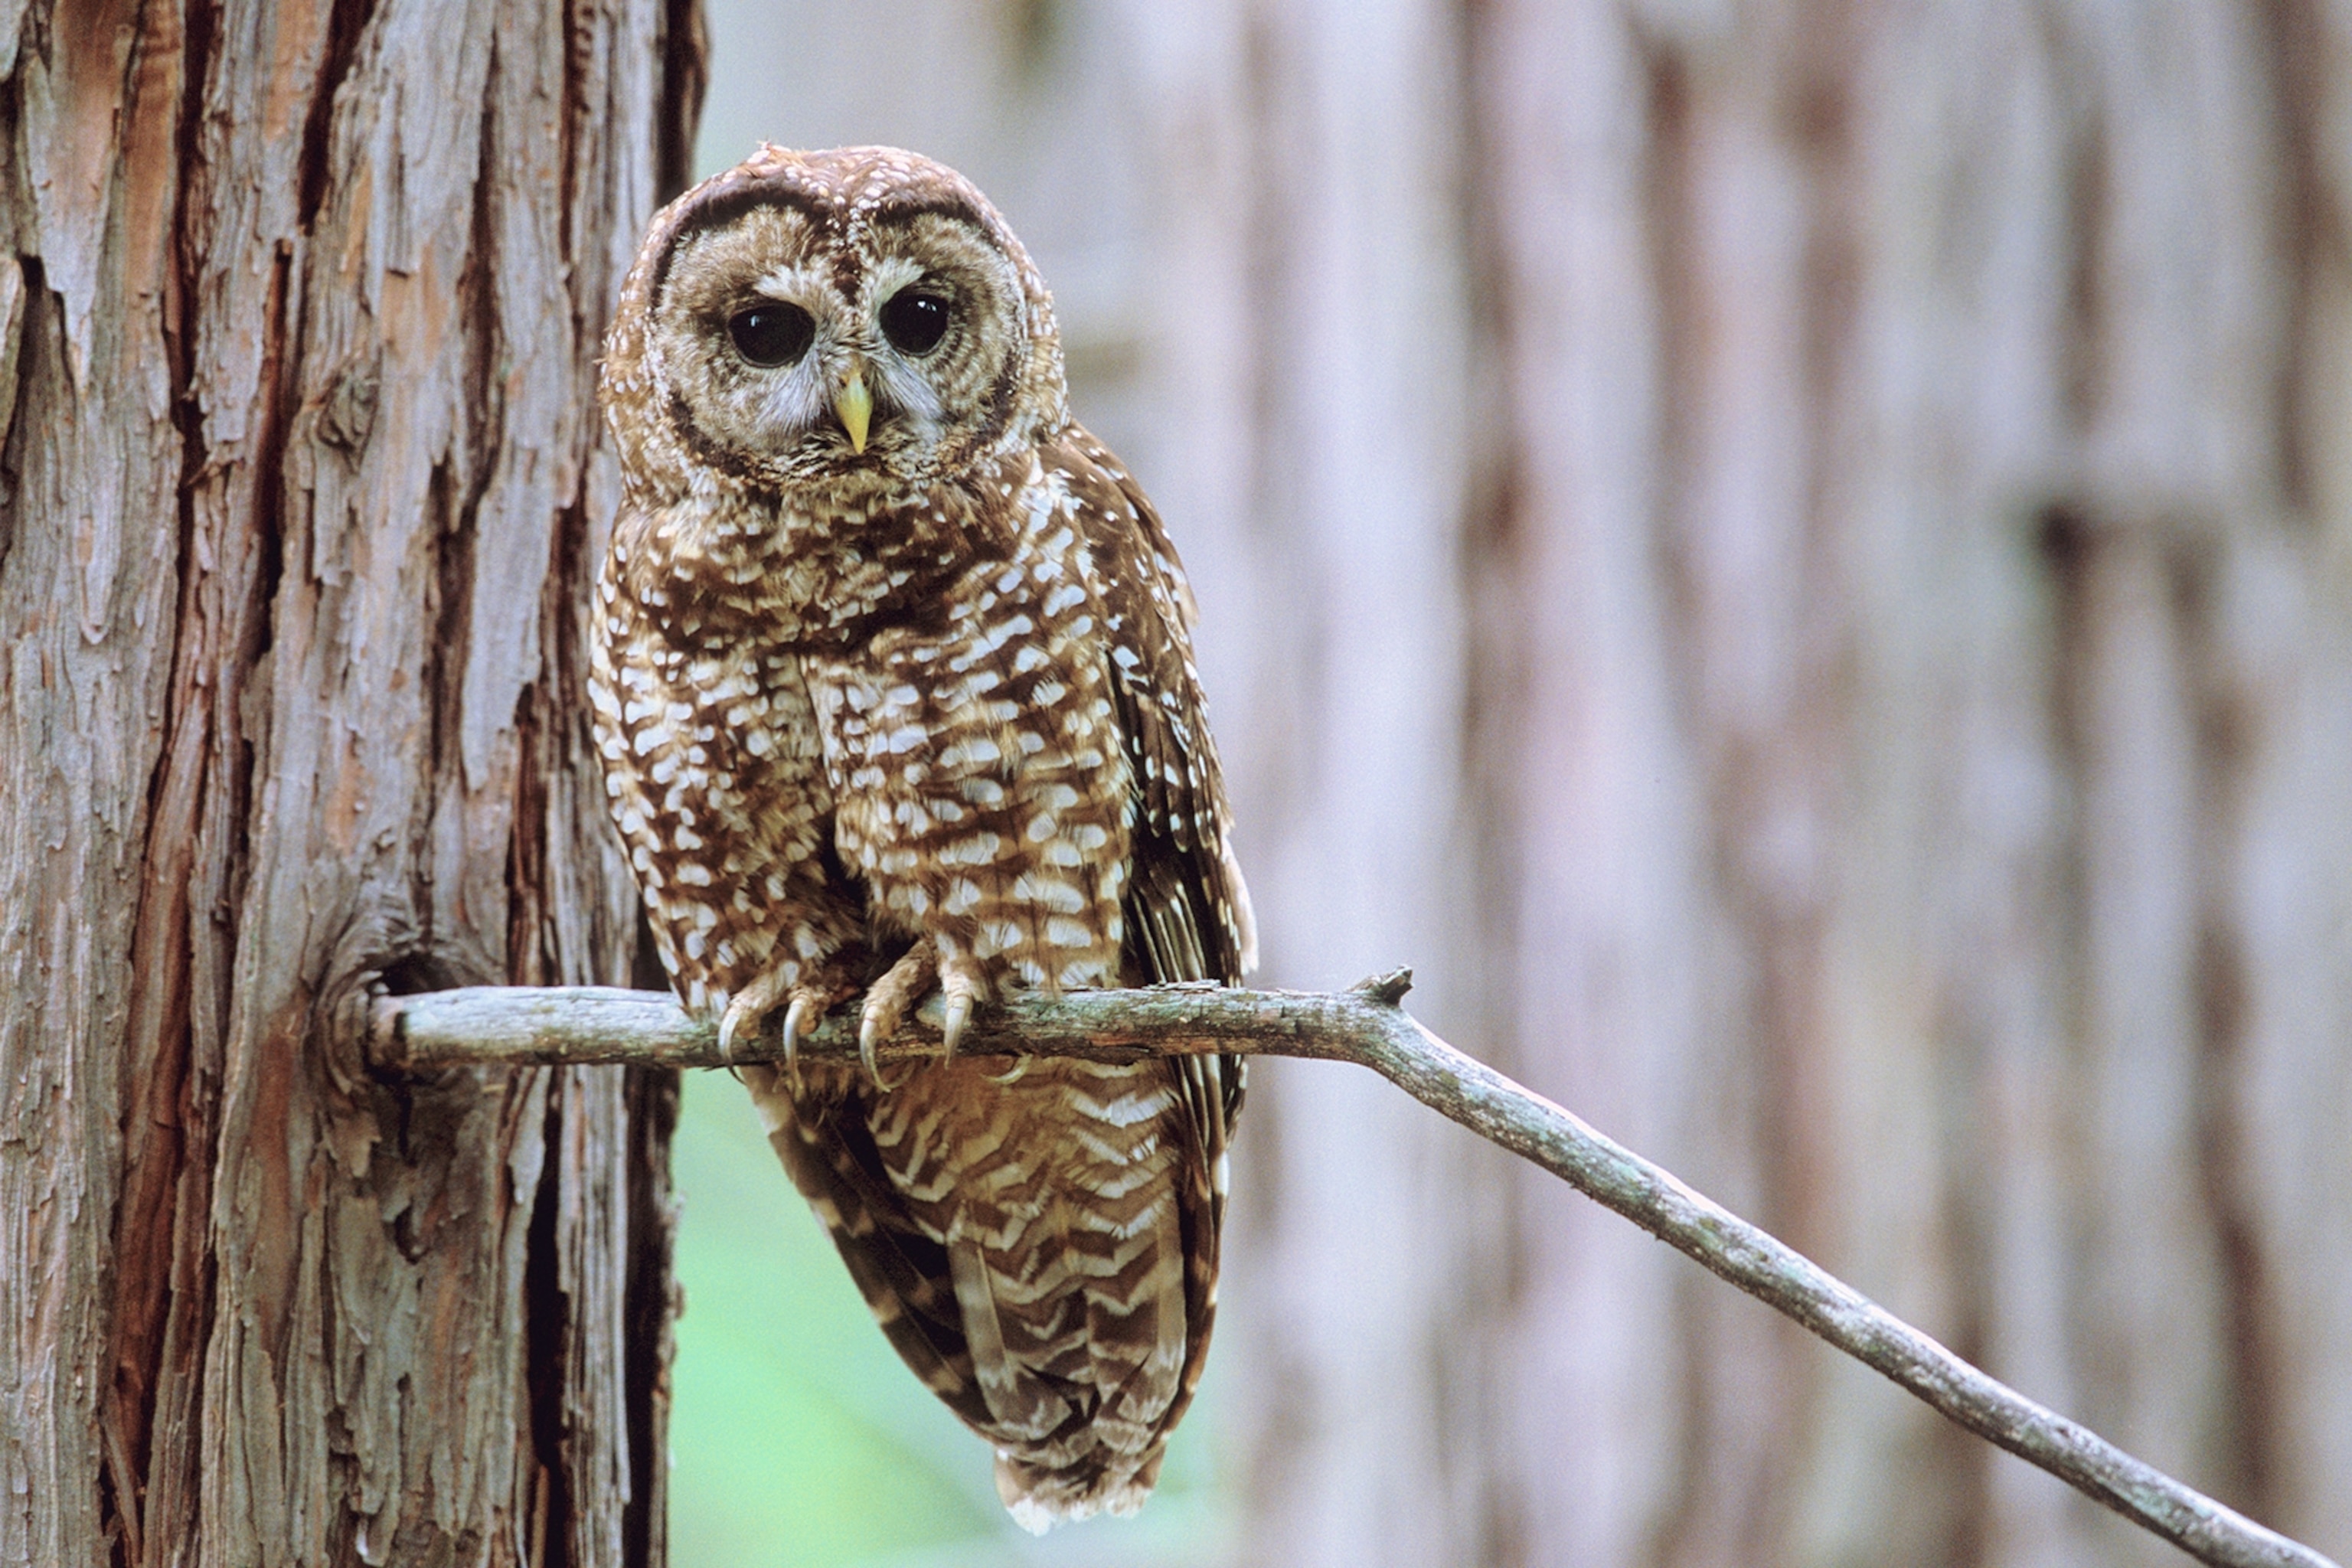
[622,147,1068,495]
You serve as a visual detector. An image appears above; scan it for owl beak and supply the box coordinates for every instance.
[834,369,873,454]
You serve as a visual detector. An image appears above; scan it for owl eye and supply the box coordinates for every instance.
[727,304,815,368]
[880,289,951,354]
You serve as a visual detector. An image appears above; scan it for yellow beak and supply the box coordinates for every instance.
[834,370,872,454]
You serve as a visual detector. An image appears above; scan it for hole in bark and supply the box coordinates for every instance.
[377,952,467,996]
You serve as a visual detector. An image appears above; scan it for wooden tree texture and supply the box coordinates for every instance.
[0,2,701,1565]
[1459,8,2351,1565]
[693,2,2352,1565]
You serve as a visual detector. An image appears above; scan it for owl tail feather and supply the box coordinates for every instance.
[994,1446,1165,1535]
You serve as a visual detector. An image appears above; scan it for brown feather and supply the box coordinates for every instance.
[592,145,1253,1531]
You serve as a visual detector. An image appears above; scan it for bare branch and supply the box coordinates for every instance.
[371,975,2338,1568]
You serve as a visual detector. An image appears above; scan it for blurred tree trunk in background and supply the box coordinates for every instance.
[0,2,699,1563]
[697,2,2352,1565]
[1450,6,2352,1565]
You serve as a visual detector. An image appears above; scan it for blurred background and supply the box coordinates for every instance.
[665,3,2352,1565]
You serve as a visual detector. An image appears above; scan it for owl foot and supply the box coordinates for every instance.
[717,969,838,1086]
[858,938,990,1086]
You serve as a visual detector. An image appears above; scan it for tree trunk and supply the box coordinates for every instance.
[689,2,2352,1563]
[0,2,701,1563]
[1455,4,2352,1565]
[920,7,2352,1563]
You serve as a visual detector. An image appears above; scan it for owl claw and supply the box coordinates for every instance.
[858,938,938,1089]
[936,957,985,1060]
[717,985,773,1084]
[779,993,813,1083]
[717,967,842,1090]
[855,938,992,1086]
[956,952,1024,1078]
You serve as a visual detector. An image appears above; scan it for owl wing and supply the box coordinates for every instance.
[1052,429,1256,1426]
[1054,430,1257,991]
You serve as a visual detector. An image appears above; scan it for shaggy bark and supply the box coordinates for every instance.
[0,2,701,1563]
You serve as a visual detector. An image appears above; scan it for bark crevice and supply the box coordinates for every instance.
[1,3,692,1563]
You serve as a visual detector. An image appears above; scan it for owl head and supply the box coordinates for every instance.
[603,145,1069,502]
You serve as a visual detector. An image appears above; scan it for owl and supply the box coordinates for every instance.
[588,145,1256,1530]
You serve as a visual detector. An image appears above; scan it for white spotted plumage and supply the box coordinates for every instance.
[591,145,1254,1528]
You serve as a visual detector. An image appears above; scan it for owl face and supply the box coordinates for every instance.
[627,147,1066,495]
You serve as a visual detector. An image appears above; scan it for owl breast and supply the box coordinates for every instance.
[593,143,1252,1533]
[806,457,1135,994]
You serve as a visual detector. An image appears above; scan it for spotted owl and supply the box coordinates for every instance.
[588,145,1256,1530]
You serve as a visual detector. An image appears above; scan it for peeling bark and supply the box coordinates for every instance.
[0,2,701,1563]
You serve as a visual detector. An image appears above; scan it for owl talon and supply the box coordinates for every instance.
[858,937,938,1089]
[780,993,813,1085]
[717,985,773,1084]
[858,1011,920,1092]
[717,966,848,1090]
[936,955,986,1060]
[854,938,994,1085]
